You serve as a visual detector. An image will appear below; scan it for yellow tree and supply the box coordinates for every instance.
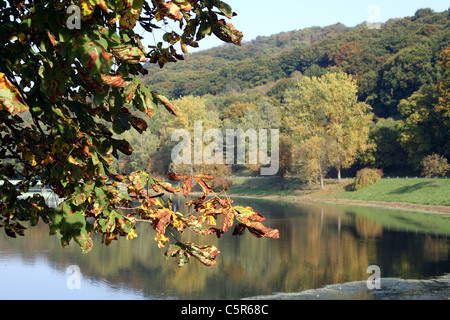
[285,72,373,185]
[163,95,233,180]
[296,135,338,189]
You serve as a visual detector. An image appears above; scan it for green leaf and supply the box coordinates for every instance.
[196,21,212,41]
[214,0,234,19]
[71,31,114,76]
[212,20,243,46]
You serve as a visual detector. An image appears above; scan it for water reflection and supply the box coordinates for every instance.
[0,197,449,299]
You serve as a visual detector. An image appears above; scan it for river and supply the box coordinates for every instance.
[0,197,449,300]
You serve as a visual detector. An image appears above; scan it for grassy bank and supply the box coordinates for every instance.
[334,178,450,206]
[226,177,450,214]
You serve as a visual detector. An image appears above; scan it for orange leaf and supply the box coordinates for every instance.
[166,172,188,181]
[194,176,213,196]
[152,92,177,115]
[182,177,192,197]
[101,74,129,87]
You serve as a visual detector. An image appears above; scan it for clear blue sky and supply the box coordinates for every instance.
[138,1,449,52]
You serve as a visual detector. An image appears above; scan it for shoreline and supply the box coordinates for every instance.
[220,192,450,216]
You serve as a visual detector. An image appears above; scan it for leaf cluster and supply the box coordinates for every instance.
[0,0,278,266]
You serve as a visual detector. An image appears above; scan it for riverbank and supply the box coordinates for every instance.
[225,177,450,216]
[245,274,450,300]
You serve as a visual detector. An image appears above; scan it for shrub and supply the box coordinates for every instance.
[211,176,233,190]
[351,168,384,191]
[421,154,450,178]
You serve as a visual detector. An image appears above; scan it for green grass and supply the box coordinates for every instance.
[225,177,450,210]
[335,178,450,206]
[227,177,307,197]
[337,204,450,235]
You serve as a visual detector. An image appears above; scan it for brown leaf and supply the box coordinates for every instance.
[129,116,148,133]
[247,222,279,239]
[192,245,220,267]
[101,74,129,87]
[194,176,213,196]
[186,194,206,209]
[182,177,192,197]
[194,174,214,180]
[144,107,155,118]
[217,196,233,208]
[232,223,246,236]
[152,184,162,192]
[160,182,181,194]
[47,30,58,47]
[83,145,90,157]
[153,208,172,248]
[221,208,235,233]
[152,92,177,115]
[154,0,183,20]
[166,172,188,181]
[248,213,266,223]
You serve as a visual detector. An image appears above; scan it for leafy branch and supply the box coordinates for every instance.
[0,0,278,267]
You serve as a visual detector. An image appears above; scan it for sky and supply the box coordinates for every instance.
[138,0,449,53]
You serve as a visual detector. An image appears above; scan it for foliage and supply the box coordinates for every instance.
[295,135,337,189]
[139,8,449,179]
[284,72,373,185]
[142,9,449,122]
[0,0,279,266]
[351,168,384,191]
[421,154,450,178]
[362,118,408,170]
[398,45,450,168]
[375,42,437,118]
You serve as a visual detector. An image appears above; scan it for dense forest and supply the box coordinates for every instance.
[117,8,450,184]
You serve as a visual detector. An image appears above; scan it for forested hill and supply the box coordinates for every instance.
[142,8,449,119]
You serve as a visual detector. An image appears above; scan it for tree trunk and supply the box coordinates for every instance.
[319,164,324,189]
[337,164,342,183]
[320,173,324,189]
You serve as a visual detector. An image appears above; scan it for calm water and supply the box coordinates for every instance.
[0,197,449,300]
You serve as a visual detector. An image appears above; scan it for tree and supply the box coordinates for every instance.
[0,0,278,267]
[364,118,408,171]
[375,43,436,118]
[398,45,450,168]
[277,135,294,187]
[296,135,337,189]
[421,154,450,178]
[284,72,373,185]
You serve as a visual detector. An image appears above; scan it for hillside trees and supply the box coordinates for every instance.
[0,0,279,266]
[129,8,449,180]
[398,45,450,168]
[375,43,437,118]
[364,118,408,171]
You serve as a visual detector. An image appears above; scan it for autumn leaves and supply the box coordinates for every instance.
[126,170,279,267]
[0,0,277,267]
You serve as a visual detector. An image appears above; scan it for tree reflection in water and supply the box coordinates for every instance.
[0,197,448,299]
